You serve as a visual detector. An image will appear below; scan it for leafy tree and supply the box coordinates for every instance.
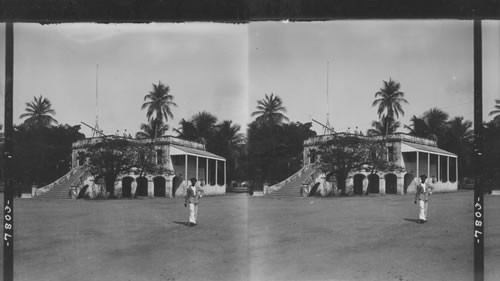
[85,138,168,198]
[19,95,58,128]
[136,119,169,139]
[367,115,400,136]
[482,119,500,191]
[441,116,473,178]
[372,79,408,136]
[175,111,218,144]
[251,93,289,126]
[11,124,85,192]
[405,107,449,143]
[208,120,245,184]
[247,121,316,186]
[489,99,500,120]
[141,81,177,138]
[317,134,402,195]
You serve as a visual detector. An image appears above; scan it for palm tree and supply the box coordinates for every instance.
[405,115,430,138]
[423,107,449,141]
[251,93,289,126]
[367,115,400,136]
[405,108,449,142]
[489,99,500,121]
[19,95,58,127]
[372,79,408,136]
[213,120,244,152]
[141,81,177,138]
[135,120,169,139]
[175,111,218,144]
[445,116,473,144]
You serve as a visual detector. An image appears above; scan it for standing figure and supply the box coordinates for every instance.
[414,174,433,224]
[184,178,204,226]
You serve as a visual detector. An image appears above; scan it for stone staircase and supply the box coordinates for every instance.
[36,167,87,199]
[266,165,318,198]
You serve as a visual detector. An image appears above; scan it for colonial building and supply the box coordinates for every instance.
[35,135,227,199]
[303,133,458,195]
[267,133,457,197]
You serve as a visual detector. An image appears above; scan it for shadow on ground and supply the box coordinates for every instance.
[403,218,421,224]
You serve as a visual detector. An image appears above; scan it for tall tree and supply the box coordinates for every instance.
[175,111,218,144]
[405,107,449,142]
[11,124,85,192]
[423,107,449,141]
[141,81,177,138]
[209,120,245,184]
[372,79,408,136]
[136,120,169,139]
[367,115,400,136]
[251,93,289,126]
[489,99,500,121]
[19,95,58,128]
[441,116,474,178]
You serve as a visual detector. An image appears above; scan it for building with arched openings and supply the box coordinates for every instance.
[70,135,226,198]
[302,133,458,195]
[267,132,457,197]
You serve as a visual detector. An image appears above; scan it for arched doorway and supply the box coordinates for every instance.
[122,177,134,198]
[353,174,365,195]
[367,174,379,194]
[136,177,148,197]
[385,174,397,194]
[153,177,166,197]
[172,176,183,197]
[404,173,414,194]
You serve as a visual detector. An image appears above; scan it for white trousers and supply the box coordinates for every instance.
[418,200,428,221]
[189,203,199,224]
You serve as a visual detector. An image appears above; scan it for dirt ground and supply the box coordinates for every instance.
[1,190,499,281]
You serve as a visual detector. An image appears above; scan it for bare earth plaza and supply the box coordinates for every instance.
[1,192,500,281]
[2,19,500,281]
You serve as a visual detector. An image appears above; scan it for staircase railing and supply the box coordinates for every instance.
[267,164,315,194]
[301,168,324,196]
[35,166,84,197]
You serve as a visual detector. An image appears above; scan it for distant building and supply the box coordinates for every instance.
[303,133,458,195]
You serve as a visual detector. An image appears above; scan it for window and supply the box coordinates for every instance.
[387,146,394,162]
[156,150,163,165]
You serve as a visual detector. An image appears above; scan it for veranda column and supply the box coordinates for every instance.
[224,160,226,187]
[455,156,458,183]
[416,151,419,178]
[427,153,431,179]
[185,154,188,187]
[196,156,199,180]
[447,156,450,182]
[206,158,209,185]
[438,155,441,182]
[215,160,218,186]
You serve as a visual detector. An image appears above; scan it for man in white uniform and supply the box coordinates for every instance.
[184,178,203,226]
[414,174,433,224]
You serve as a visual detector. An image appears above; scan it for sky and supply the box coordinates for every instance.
[249,20,500,134]
[0,22,249,137]
[0,20,499,137]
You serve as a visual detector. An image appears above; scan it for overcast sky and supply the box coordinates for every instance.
[0,20,499,137]
[0,22,248,137]
[249,20,500,134]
